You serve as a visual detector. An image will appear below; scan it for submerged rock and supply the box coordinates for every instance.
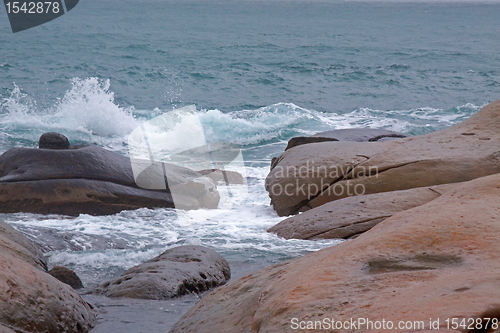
[94,245,230,300]
[49,266,84,289]
[0,145,219,215]
[38,132,70,150]
[266,100,500,216]
[0,220,96,332]
[169,173,500,333]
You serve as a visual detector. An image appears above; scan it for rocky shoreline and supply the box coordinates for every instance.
[2,101,500,332]
[169,100,500,332]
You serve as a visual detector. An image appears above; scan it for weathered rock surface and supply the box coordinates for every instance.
[49,266,84,289]
[266,100,500,216]
[94,245,230,300]
[284,128,407,151]
[268,185,451,240]
[0,220,96,332]
[0,220,47,270]
[0,145,219,215]
[38,132,70,150]
[169,173,500,333]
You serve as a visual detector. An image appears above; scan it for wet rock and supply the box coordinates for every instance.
[49,266,84,289]
[38,132,70,150]
[0,145,219,215]
[169,173,500,333]
[284,136,339,151]
[0,221,96,332]
[311,128,408,142]
[0,220,47,271]
[266,100,500,216]
[94,245,230,300]
[284,128,407,151]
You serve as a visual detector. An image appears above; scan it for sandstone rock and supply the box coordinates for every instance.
[0,220,47,271]
[284,128,407,151]
[266,100,500,216]
[0,252,96,332]
[0,324,16,333]
[49,266,84,289]
[0,145,219,215]
[266,140,394,216]
[94,245,230,300]
[0,220,96,332]
[268,185,451,240]
[38,132,70,150]
[169,173,500,333]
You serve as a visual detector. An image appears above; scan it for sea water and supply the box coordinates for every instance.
[0,0,498,332]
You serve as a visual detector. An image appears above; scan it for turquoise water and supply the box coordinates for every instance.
[0,1,499,332]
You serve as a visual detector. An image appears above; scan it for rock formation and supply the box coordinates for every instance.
[169,173,500,333]
[0,220,96,332]
[94,245,230,300]
[266,100,500,216]
[0,143,220,216]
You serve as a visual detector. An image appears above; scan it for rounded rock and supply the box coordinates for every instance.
[38,132,70,150]
[49,266,84,289]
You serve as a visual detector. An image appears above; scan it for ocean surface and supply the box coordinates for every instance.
[0,0,499,332]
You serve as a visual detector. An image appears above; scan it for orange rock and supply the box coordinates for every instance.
[170,173,500,333]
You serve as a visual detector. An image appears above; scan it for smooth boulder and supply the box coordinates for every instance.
[38,132,70,150]
[0,220,96,332]
[49,266,84,289]
[266,100,500,216]
[169,173,500,333]
[0,145,219,215]
[268,184,452,240]
[94,245,230,300]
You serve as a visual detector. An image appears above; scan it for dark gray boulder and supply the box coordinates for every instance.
[49,266,84,289]
[94,245,230,300]
[38,132,70,150]
[0,145,219,215]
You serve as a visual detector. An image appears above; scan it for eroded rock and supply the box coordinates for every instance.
[268,184,454,240]
[169,173,500,333]
[0,145,219,215]
[94,245,230,300]
[0,220,96,332]
[266,100,500,216]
